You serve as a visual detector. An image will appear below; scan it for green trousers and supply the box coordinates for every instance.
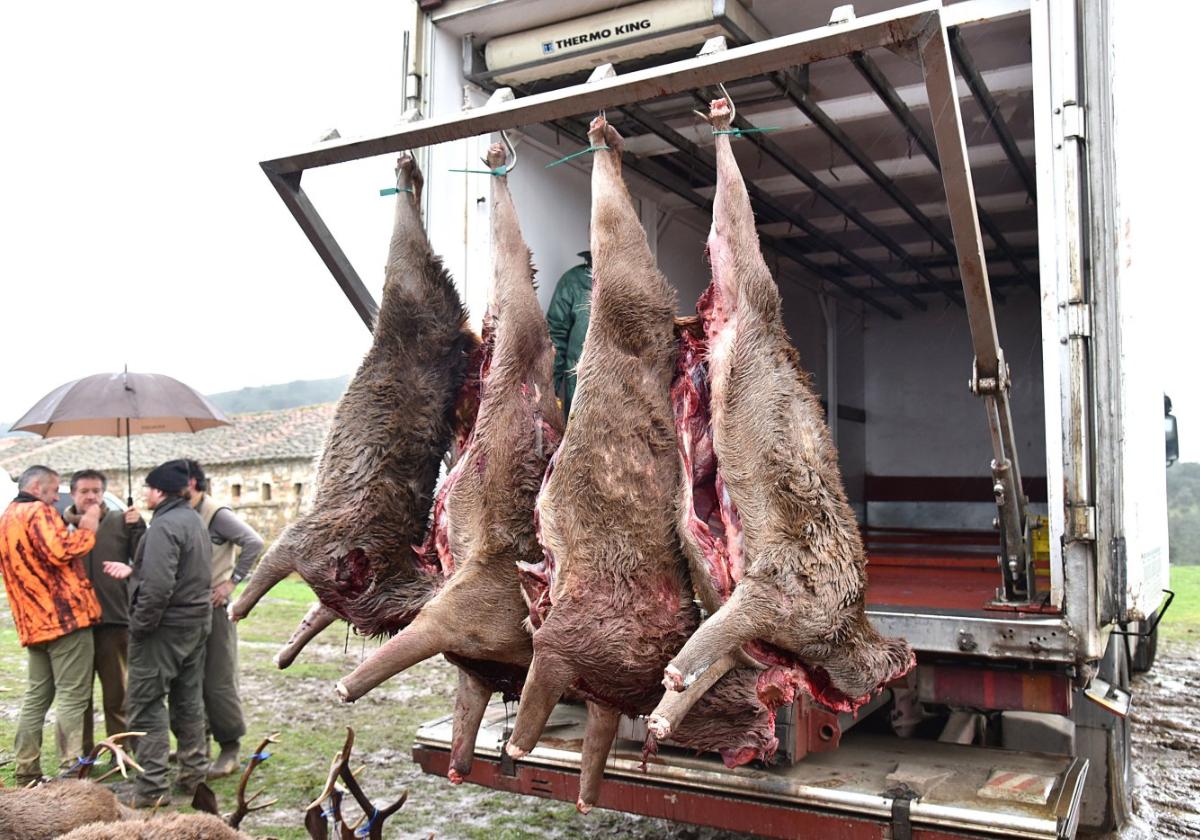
[127,624,209,799]
[83,624,129,753]
[14,627,95,783]
[204,604,245,747]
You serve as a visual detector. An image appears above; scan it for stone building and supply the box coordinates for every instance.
[0,403,335,544]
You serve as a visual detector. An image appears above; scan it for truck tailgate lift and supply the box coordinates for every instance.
[918,18,1032,601]
[415,702,1088,840]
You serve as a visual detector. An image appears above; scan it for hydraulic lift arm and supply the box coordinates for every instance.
[918,19,1032,601]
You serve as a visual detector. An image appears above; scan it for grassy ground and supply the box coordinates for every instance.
[1161,564,1200,639]
[0,579,726,839]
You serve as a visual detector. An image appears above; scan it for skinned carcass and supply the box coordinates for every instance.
[504,117,776,814]
[229,153,479,647]
[649,98,914,741]
[335,142,564,784]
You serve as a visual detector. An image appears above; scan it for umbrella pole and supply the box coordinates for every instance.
[126,418,133,506]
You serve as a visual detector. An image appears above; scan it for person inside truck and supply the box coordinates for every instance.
[545,250,592,422]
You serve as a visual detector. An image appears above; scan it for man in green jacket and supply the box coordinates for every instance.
[545,251,592,421]
[63,469,145,753]
[126,459,212,807]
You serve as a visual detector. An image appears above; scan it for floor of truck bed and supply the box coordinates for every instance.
[865,550,1000,611]
[415,702,1085,839]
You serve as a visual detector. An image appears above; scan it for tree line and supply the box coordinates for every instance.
[1169,462,1200,565]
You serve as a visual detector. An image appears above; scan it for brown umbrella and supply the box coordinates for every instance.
[10,368,230,503]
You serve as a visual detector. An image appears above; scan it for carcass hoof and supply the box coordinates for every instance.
[504,742,527,760]
[576,799,594,815]
[335,681,353,703]
[663,665,685,692]
[447,768,464,785]
[646,714,672,741]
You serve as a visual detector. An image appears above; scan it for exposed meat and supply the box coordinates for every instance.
[504,118,775,814]
[650,99,915,740]
[229,153,479,644]
[335,143,563,785]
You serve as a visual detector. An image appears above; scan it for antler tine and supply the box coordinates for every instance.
[332,728,407,840]
[229,732,280,829]
[306,727,355,811]
[78,731,146,779]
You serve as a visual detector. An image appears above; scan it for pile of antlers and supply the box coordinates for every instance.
[192,733,280,829]
[304,727,407,840]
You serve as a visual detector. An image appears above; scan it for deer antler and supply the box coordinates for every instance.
[305,740,350,840]
[303,727,407,840]
[228,732,281,828]
[77,731,146,780]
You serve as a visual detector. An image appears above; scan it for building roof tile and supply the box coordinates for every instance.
[0,403,335,479]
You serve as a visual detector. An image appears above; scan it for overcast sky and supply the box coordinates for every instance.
[1,1,1196,462]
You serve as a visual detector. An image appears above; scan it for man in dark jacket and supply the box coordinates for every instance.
[183,460,264,779]
[64,469,145,752]
[126,460,212,807]
[545,251,592,420]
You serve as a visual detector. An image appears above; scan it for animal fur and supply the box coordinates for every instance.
[653,99,914,735]
[58,811,252,839]
[334,143,563,785]
[504,118,775,812]
[230,153,479,641]
[0,780,133,840]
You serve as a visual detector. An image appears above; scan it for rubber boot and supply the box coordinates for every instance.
[206,740,240,780]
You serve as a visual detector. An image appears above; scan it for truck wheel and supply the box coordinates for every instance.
[1074,634,1132,835]
[1129,620,1158,674]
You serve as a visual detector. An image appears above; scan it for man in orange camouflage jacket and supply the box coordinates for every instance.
[0,464,104,783]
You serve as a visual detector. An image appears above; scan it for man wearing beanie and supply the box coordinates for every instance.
[182,459,264,779]
[125,459,213,807]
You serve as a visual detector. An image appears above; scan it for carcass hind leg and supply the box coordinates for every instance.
[335,610,448,702]
[577,702,620,814]
[647,652,739,741]
[505,650,574,759]
[664,582,774,692]
[448,668,493,784]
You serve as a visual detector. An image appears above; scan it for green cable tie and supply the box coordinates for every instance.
[379,186,415,196]
[448,165,510,176]
[545,144,611,169]
[713,127,781,137]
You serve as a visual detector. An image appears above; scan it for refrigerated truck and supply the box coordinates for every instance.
[259,0,1172,835]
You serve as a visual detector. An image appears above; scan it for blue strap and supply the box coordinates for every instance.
[713,126,781,138]
[355,808,380,837]
[449,164,510,176]
[545,144,611,169]
[75,756,95,767]
[250,751,271,762]
[379,186,415,196]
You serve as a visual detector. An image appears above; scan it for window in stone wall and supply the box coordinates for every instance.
[262,482,272,502]
[293,482,303,500]
[232,483,241,501]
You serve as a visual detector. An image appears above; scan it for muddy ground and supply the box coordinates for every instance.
[1112,637,1200,839]
[1,584,1196,838]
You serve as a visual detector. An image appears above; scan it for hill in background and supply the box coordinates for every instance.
[206,375,350,414]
